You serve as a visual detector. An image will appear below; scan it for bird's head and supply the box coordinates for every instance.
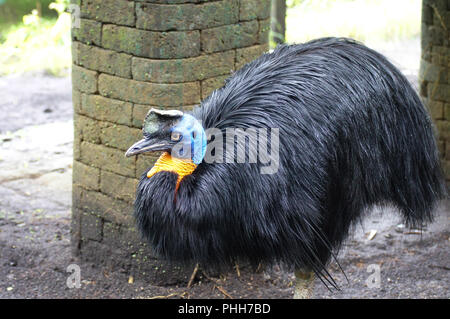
[125,108,207,165]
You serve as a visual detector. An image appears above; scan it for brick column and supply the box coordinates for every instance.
[419,0,450,184]
[71,0,270,284]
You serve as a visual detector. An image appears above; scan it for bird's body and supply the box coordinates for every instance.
[128,38,446,286]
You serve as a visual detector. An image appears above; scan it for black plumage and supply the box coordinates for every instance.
[130,37,446,286]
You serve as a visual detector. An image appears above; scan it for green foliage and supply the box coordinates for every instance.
[0,0,71,76]
[0,0,57,25]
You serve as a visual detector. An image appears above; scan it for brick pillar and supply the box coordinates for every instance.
[419,0,450,184]
[71,0,270,284]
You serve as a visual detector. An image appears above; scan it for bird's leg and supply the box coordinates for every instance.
[293,269,315,299]
[187,263,199,288]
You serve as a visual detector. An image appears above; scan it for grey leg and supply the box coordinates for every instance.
[293,269,315,299]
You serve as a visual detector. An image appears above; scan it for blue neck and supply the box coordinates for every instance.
[173,114,207,165]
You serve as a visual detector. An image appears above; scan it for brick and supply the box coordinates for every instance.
[80,141,136,177]
[71,19,102,46]
[72,65,98,94]
[437,140,445,156]
[73,125,81,161]
[427,100,445,120]
[75,113,104,144]
[201,75,228,99]
[80,94,133,126]
[132,50,235,83]
[102,25,200,59]
[427,82,450,101]
[445,103,450,120]
[239,0,271,21]
[431,46,450,67]
[73,160,100,191]
[100,123,142,151]
[136,154,159,177]
[421,25,445,47]
[80,212,103,241]
[422,2,434,25]
[136,0,239,31]
[446,142,450,160]
[201,21,258,53]
[420,59,449,83]
[182,104,198,111]
[436,120,450,140]
[235,44,268,69]
[98,73,201,106]
[74,187,134,226]
[135,0,200,3]
[74,42,132,78]
[101,170,138,203]
[72,89,82,113]
[432,6,450,29]
[81,0,135,26]
[419,78,428,97]
[257,18,271,44]
[443,160,450,178]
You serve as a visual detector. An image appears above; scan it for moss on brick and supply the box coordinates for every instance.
[427,82,450,102]
[81,0,135,26]
[98,73,201,106]
[75,113,104,144]
[74,42,132,78]
[74,186,135,226]
[101,170,139,203]
[102,25,200,59]
[239,0,271,21]
[73,160,101,191]
[257,18,271,44]
[235,43,269,70]
[136,0,239,31]
[72,65,98,94]
[71,19,102,46]
[80,94,133,126]
[80,141,136,177]
[131,50,235,83]
[201,21,258,53]
[201,75,228,99]
[100,123,142,151]
[136,154,159,178]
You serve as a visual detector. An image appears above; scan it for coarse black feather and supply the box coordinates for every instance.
[134,37,446,285]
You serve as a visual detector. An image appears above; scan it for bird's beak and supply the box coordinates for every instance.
[125,138,170,157]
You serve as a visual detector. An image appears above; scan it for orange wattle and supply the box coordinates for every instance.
[147,152,197,190]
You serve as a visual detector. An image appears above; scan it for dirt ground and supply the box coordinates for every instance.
[0,40,448,299]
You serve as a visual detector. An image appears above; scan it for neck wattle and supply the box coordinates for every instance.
[147,152,197,190]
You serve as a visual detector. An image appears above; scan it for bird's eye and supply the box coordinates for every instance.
[171,131,182,142]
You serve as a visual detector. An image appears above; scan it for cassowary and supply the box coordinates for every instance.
[125,37,446,298]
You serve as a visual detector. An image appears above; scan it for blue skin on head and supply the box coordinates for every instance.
[171,114,207,165]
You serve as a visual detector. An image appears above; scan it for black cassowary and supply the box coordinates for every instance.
[125,37,446,297]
